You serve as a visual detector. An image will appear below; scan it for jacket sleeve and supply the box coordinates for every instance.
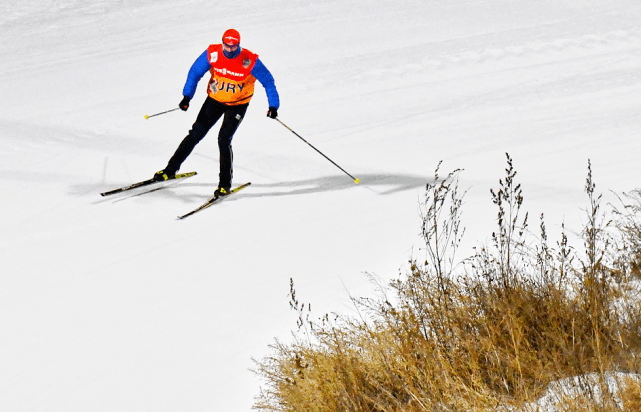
[182,51,211,99]
[251,58,280,109]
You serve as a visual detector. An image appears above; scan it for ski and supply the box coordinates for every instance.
[177,182,251,220]
[100,172,197,197]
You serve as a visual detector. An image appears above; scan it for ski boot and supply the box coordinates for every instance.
[153,169,176,182]
[214,186,231,198]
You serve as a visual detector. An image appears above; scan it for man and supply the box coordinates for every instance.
[154,28,280,198]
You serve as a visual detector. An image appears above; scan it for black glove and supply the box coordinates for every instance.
[179,96,191,111]
[267,106,278,119]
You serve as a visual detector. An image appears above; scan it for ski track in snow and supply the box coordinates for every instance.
[1,1,640,411]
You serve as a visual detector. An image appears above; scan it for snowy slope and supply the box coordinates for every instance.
[1,1,640,411]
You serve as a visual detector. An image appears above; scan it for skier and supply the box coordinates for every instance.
[153,28,280,198]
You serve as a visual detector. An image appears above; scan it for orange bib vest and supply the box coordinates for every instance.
[206,45,258,106]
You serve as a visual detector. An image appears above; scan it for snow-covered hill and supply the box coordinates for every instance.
[1,1,640,410]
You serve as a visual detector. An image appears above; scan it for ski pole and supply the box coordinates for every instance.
[144,108,180,119]
[276,118,359,184]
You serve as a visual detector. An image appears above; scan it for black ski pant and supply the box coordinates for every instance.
[165,96,248,188]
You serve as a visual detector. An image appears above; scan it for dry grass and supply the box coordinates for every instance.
[252,154,641,411]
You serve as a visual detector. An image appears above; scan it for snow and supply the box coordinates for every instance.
[525,373,641,412]
[1,0,640,410]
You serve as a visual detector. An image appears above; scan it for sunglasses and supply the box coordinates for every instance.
[223,43,239,50]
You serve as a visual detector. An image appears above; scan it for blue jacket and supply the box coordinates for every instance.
[182,49,280,109]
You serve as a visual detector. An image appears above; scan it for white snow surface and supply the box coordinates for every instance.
[526,373,641,412]
[1,1,640,411]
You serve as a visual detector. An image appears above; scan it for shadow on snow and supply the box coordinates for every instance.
[81,173,430,204]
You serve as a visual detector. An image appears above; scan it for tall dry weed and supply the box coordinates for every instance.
[252,154,641,411]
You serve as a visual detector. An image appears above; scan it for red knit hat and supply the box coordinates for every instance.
[222,29,240,45]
